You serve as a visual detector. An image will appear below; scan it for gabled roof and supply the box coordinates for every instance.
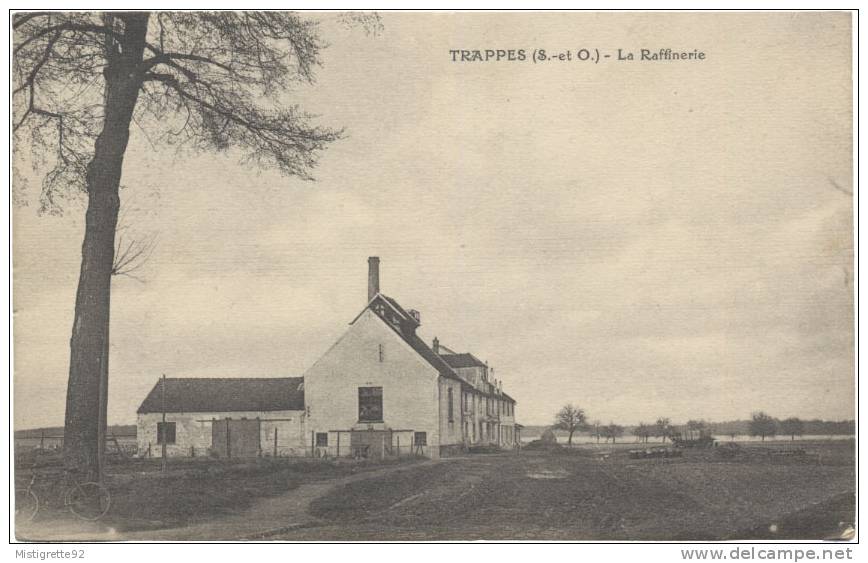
[350,292,419,328]
[137,377,305,414]
[380,295,419,326]
[440,352,487,369]
[356,294,467,385]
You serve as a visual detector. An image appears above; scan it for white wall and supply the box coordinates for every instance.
[438,377,464,449]
[136,409,305,458]
[303,309,444,457]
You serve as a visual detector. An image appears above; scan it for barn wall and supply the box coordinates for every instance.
[303,309,442,458]
[136,409,305,458]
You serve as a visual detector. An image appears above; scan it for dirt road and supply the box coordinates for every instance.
[16,443,855,541]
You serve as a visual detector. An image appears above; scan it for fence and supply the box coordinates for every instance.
[15,432,137,453]
[309,429,429,459]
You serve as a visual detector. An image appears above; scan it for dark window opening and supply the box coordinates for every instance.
[359,386,383,422]
[157,422,176,444]
[414,431,427,446]
[316,432,328,447]
[447,387,454,422]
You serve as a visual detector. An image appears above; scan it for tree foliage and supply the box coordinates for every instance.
[749,411,778,441]
[779,417,804,441]
[553,404,587,446]
[13,11,343,479]
[602,423,624,443]
[633,422,651,443]
[13,11,341,212]
[654,417,671,442]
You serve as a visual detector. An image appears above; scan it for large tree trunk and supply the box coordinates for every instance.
[63,13,150,481]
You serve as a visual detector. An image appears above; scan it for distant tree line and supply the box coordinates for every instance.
[544,404,853,445]
[710,416,854,440]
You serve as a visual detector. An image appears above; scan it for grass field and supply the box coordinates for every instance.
[15,453,422,532]
[15,440,855,540]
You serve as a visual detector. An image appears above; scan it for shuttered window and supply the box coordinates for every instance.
[157,422,176,444]
[358,387,383,422]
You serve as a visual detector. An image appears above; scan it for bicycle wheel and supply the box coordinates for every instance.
[15,488,39,521]
[64,482,110,521]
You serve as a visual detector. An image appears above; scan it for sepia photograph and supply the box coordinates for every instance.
[10,8,856,544]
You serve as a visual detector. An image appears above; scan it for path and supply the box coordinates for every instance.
[16,458,454,542]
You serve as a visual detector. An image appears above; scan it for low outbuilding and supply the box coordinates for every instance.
[136,377,306,458]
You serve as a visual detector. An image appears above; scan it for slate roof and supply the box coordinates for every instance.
[137,377,305,414]
[405,331,468,384]
[440,353,487,369]
[380,295,419,326]
[360,294,467,385]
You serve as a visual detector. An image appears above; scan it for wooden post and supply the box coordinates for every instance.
[226,418,231,459]
[111,435,129,460]
[397,435,400,457]
[40,430,45,450]
[336,431,341,458]
[161,374,168,472]
[274,427,278,457]
[148,442,151,458]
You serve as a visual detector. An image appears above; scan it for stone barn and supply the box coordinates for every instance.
[136,377,306,458]
[134,257,519,460]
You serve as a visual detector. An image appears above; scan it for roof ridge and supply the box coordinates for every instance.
[157,376,301,381]
[137,376,305,414]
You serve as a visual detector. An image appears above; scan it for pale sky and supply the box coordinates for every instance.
[13,12,854,429]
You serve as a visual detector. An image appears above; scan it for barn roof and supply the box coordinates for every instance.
[137,377,305,414]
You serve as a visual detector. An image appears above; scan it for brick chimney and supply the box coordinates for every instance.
[433,337,440,354]
[368,256,380,302]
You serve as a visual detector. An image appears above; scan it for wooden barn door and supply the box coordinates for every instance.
[211,418,261,458]
[229,419,261,458]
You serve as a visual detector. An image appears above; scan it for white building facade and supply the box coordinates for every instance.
[136,257,517,459]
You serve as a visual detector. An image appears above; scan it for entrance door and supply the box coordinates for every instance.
[349,430,392,459]
[211,418,261,458]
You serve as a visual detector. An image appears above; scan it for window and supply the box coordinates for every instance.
[378,344,385,362]
[447,387,454,422]
[157,422,176,444]
[316,432,328,447]
[358,387,383,422]
[414,431,427,446]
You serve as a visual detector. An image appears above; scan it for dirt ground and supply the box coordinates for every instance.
[15,440,855,541]
[293,440,855,541]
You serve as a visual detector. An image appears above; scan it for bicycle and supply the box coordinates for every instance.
[15,464,111,522]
